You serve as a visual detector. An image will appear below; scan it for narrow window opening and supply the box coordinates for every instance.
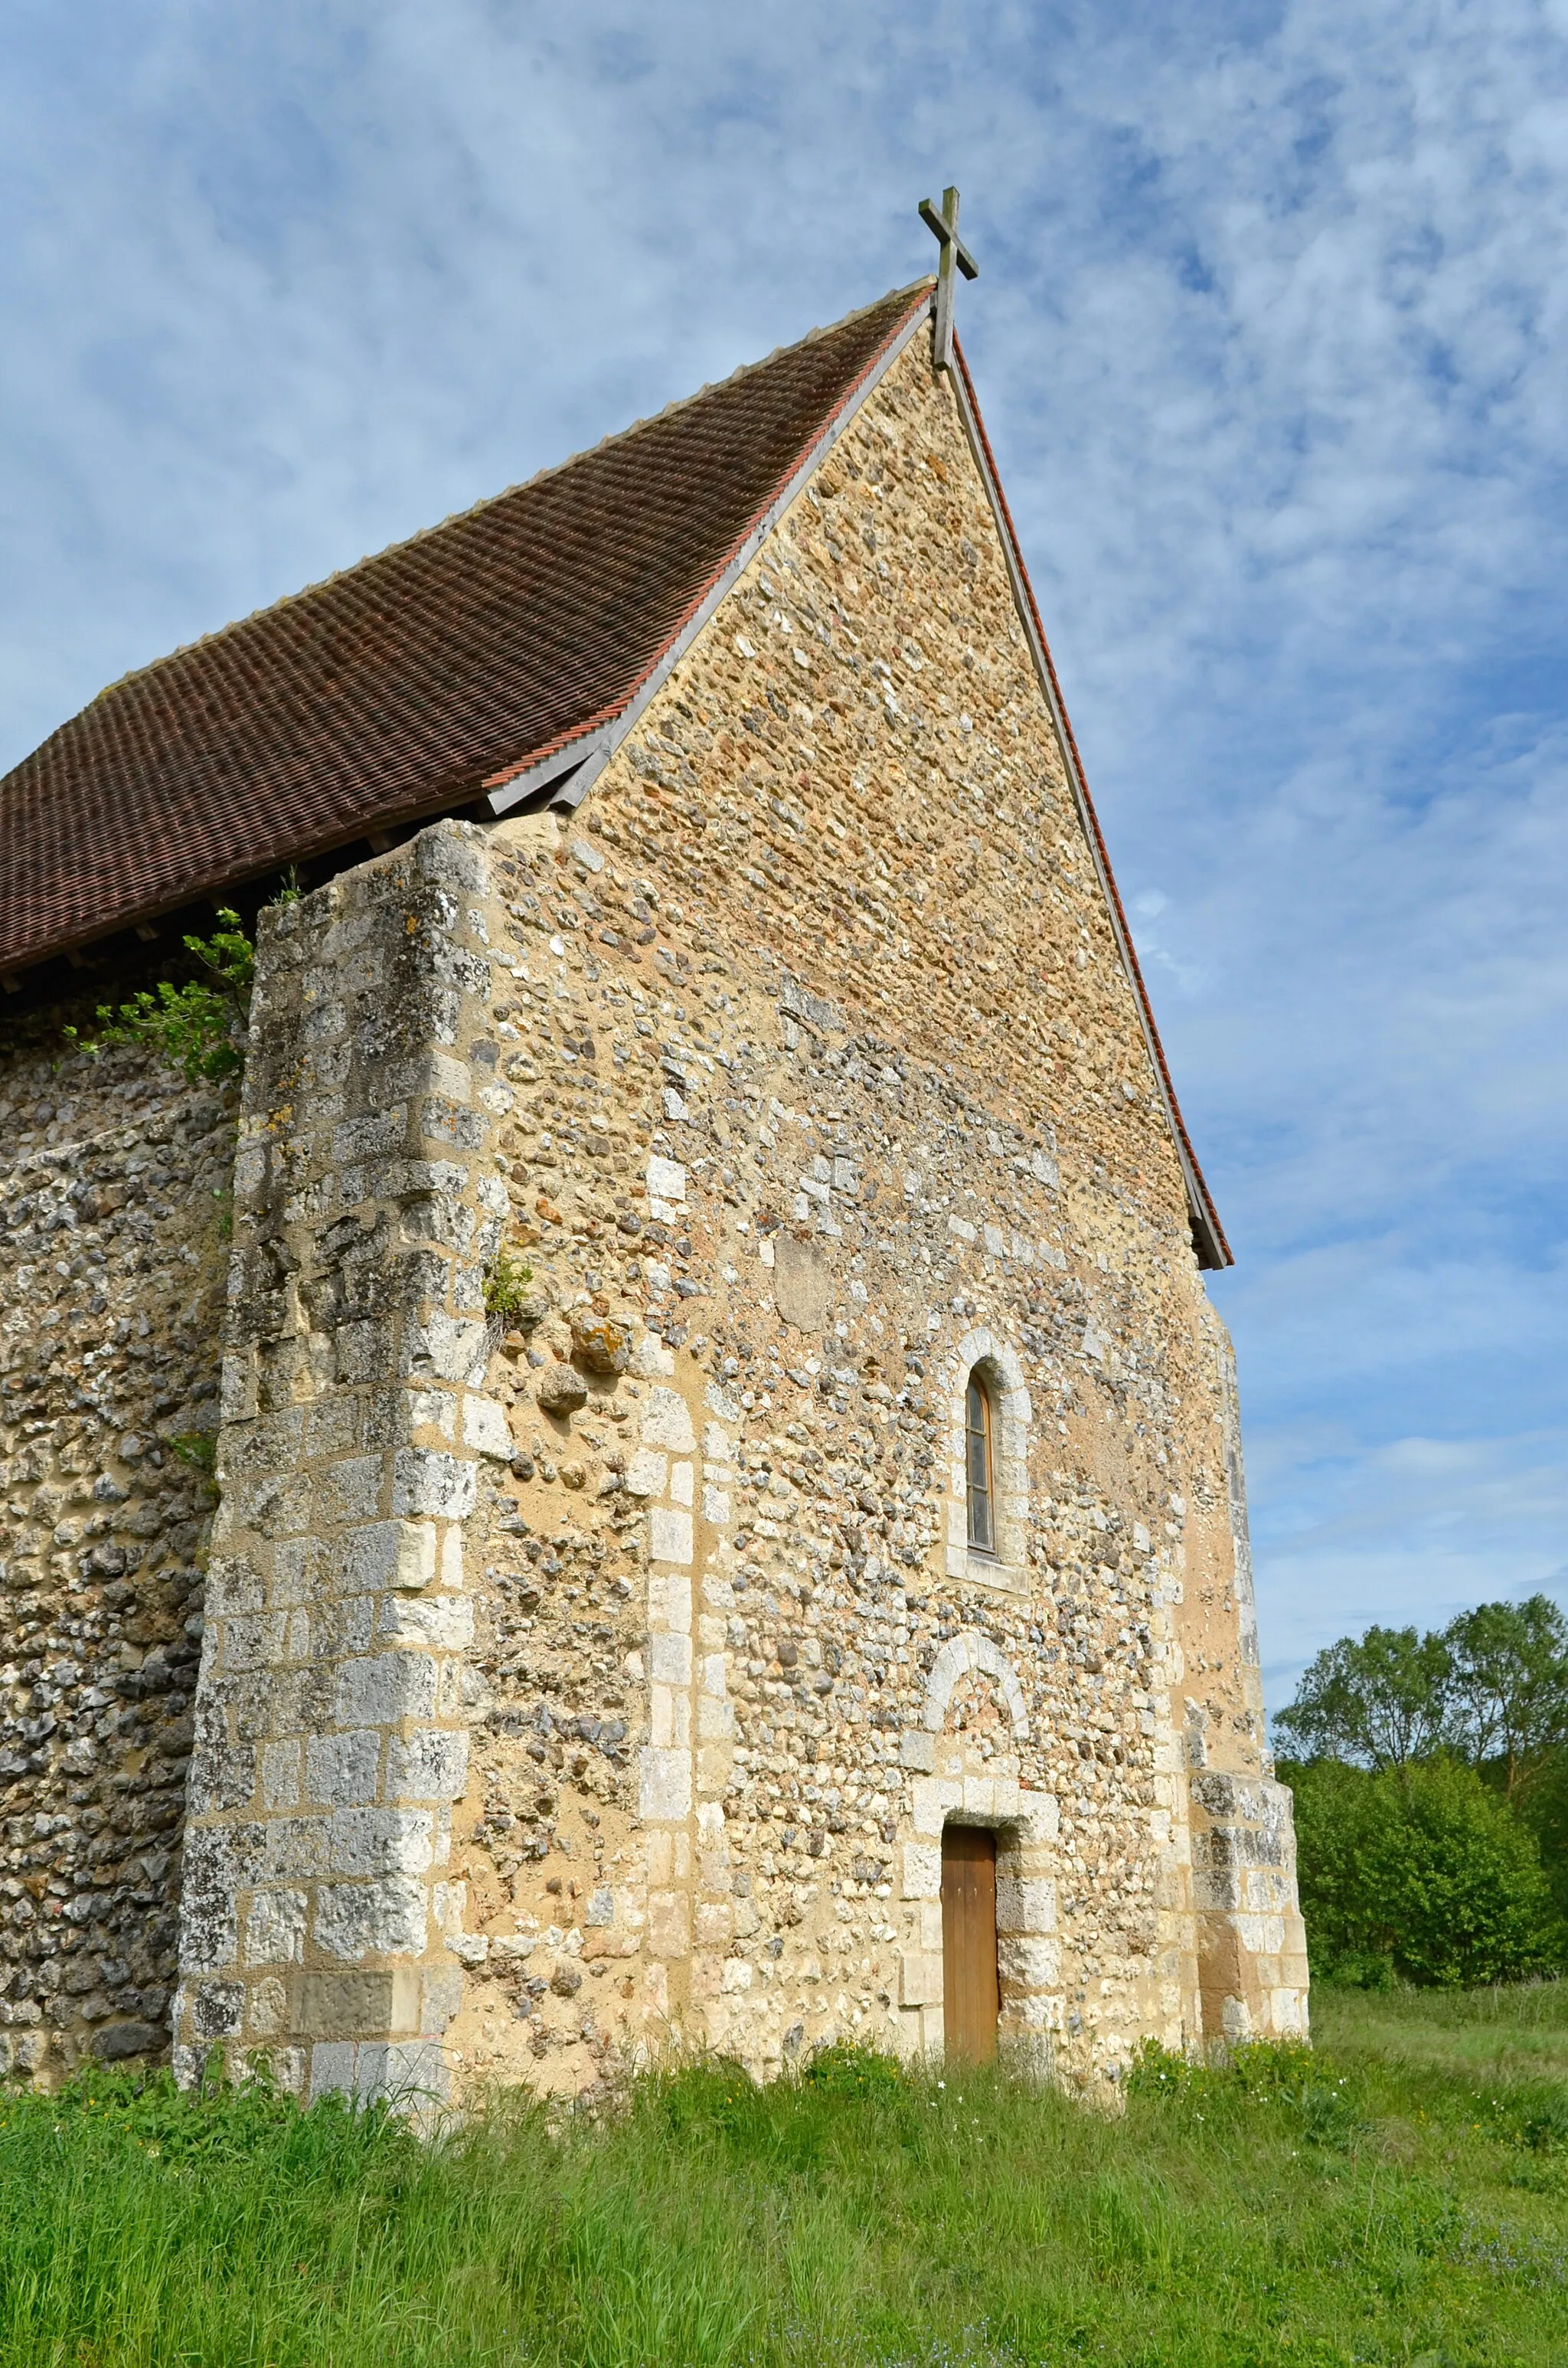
[965,1371,995,1552]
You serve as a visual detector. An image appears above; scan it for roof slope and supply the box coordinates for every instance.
[0,283,929,976]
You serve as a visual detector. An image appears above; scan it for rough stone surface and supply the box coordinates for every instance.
[0,986,233,2080]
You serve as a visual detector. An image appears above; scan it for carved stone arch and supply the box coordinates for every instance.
[922,1627,1029,1741]
[940,1326,1032,1591]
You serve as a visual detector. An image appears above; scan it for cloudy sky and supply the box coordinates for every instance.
[5,0,1566,1706]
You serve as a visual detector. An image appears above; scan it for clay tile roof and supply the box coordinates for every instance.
[0,281,932,978]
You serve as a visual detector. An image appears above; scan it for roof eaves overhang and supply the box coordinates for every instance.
[948,336,1233,1272]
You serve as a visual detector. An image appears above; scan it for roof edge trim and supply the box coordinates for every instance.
[948,336,1233,1272]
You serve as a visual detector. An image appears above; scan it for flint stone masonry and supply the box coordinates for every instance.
[1,309,1305,2099]
[0,981,231,2080]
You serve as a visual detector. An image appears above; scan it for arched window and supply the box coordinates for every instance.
[965,1370,995,1552]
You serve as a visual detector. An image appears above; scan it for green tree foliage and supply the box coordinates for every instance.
[1275,1623,1456,1768]
[62,911,254,1082]
[1278,1596,1568,1983]
[1446,1595,1568,1804]
[1283,1754,1566,1987]
[1276,1596,1568,1791]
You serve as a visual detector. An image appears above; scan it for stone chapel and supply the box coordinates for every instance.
[0,265,1308,2101]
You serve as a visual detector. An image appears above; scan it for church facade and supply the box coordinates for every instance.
[0,278,1307,2099]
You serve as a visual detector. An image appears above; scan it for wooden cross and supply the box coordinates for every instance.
[920,185,978,372]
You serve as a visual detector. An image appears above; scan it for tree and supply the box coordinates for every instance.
[1274,1624,1455,1769]
[1283,1755,1566,1987]
[1444,1594,1568,1805]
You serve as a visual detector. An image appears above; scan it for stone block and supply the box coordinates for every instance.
[248,1977,290,2036]
[338,1519,437,1593]
[625,1449,666,1499]
[299,1969,404,2039]
[377,1592,474,1650]
[646,1156,687,1205]
[260,1815,332,1882]
[901,1843,942,1899]
[312,1875,428,1961]
[260,1738,304,1810]
[910,1778,962,1837]
[996,1876,1056,1935]
[178,1826,250,1974]
[422,1964,464,2033]
[648,1572,691,1629]
[461,1395,513,1457]
[651,1506,694,1566]
[401,1312,488,1385]
[647,1890,691,1958]
[999,1936,1060,1991]
[899,1951,943,2007]
[220,1612,289,1673]
[191,1979,246,2040]
[391,1449,476,1520]
[304,1395,361,1461]
[243,1887,308,1967]
[186,1740,258,1817]
[305,1729,382,1807]
[333,1107,408,1163]
[328,1807,435,1878]
[639,1746,691,1823]
[334,1652,439,1730]
[206,1552,266,1617]
[387,1728,469,1801]
[648,1631,692,1685]
[641,1386,697,1451]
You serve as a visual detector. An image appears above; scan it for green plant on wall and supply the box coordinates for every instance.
[64,911,255,1082]
[485,1247,534,1323]
[168,1431,218,1480]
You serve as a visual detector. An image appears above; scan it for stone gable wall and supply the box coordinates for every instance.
[428,331,1305,2095]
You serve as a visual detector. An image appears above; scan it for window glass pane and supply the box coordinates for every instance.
[966,1376,993,1550]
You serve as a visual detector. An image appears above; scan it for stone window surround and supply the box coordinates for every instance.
[941,1328,1031,1594]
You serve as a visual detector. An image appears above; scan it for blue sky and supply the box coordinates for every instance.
[4,0,1566,1709]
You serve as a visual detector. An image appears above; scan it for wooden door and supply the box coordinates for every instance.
[941,1824,999,2064]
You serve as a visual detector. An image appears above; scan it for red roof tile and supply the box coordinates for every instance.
[0,283,931,976]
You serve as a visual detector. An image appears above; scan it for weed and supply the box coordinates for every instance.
[167,1431,217,1478]
[485,1246,534,1323]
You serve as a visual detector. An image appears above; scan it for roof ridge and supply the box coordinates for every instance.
[83,278,937,712]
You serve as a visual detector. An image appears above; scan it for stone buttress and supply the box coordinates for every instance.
[174,826,511,2099]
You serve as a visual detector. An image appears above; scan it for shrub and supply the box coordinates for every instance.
[63,910,254,1081]
[1283,1754,1566,1986]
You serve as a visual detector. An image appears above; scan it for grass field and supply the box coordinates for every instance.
[1,1987,1565,2366]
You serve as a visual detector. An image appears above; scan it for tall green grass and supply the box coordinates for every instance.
[0,1997,1564,2366]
